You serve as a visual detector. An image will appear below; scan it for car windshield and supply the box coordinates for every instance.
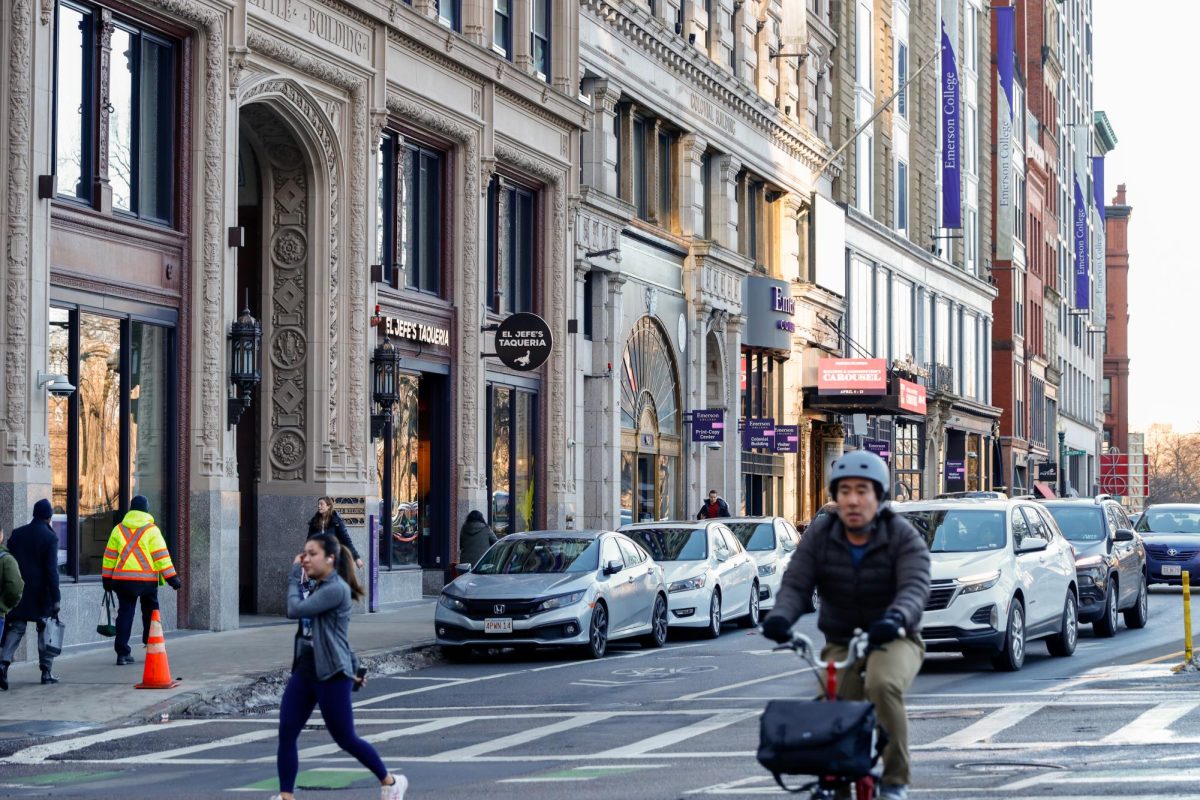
[900,509,1007,552]
[726,522,776,551]
[1137,508,1200,534]
[625,528,708,561]
[1044,507,1107,542]
[471,538,599,574]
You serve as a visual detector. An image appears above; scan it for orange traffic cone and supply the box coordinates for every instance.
[135,610,180,689]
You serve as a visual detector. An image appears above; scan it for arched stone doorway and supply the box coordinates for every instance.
[620,317,682,524]
[235,93,332,613]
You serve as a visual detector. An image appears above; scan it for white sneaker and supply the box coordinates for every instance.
[381,774,408,799]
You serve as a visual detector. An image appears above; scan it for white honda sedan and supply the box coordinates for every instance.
[620,521,759,638]
[722,517,801,612]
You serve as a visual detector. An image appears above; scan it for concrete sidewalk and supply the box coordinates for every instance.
[0,599,438,740]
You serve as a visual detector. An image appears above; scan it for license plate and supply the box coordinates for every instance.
[484,618,513,634]
[1162,565,1182,577]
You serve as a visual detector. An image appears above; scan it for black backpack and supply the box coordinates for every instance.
[757,699,885,792]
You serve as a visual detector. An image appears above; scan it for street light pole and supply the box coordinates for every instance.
[1057,430,1066,497]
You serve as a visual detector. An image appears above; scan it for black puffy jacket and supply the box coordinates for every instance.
[6,518,61,621]
[767,506,931,645]
[308,511,361,563]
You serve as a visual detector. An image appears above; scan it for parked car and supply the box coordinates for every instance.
[894,498,1078,671]
[435,530,668,660]
[722,517,801,611]
[1040,496,1149,636]
[1134,503,1200,586]
[620,520,759,638]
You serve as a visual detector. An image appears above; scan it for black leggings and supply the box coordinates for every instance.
[276,671,388,793]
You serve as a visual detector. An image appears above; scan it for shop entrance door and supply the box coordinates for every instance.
[235,179,263,613]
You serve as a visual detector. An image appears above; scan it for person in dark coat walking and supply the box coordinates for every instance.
[0,499,62,686]
[696,490,731,519]
[458,510,497,565]
[308,497,364,570]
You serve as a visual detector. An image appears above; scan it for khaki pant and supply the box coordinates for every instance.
[821,636,925,787]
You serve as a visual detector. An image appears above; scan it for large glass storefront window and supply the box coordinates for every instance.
[741,350,785,516]
[49,305,175,578]
[894,421,924,501]
[488,384,538,536]
[377,375,420,568]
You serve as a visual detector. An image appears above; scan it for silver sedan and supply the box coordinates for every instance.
[435,530,669,659]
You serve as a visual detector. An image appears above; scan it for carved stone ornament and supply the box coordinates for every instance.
[271,328,307,369]
[386,91,481,485]
[270,430,306,470]
[272,228,308,266]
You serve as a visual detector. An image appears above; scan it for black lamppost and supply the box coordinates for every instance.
[1058,430,1067,497]
[371,335,403,568]
[227,295,262,429]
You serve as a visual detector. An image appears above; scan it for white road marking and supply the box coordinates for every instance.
[498,764,668,783]
[1001,766,1200,792]
[927,703,1044,747]
[592,711,759,757]
[672,669,808,701]
[286,717,476,762]
[3,721,212,765]
[1100,701,1200,744]
[109,728,279,763]
[428,712,617,760]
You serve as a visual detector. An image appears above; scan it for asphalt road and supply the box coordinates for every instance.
[2,586,1198,800]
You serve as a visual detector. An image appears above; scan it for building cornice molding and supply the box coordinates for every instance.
[581,0,837,177]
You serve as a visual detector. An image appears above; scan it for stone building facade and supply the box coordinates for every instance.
[0,0,582,651]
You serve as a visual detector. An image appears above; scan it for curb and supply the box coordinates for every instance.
[136,639,440,724]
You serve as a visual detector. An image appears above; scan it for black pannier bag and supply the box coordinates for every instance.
[757,699,882,791]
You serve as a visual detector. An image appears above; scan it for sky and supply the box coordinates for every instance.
[1094,1,1200,434]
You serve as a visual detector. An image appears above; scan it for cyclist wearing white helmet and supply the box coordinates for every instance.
[762,449,931,800]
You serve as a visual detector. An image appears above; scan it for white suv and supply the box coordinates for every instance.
[894,498,1079,671]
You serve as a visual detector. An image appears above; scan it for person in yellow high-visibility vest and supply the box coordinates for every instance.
[102,496,180,666]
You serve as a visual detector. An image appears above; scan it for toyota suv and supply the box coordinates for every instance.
[1039,496,1148,637]
[894,498,1078,671]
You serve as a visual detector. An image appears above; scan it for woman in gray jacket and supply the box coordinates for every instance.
[271,532,406,800]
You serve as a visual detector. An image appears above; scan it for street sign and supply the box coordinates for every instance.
[742,418,774,450]
[494,312,553,371]
[773,425,799,453]
[690,409,725,443]
[1064,448,1087,457]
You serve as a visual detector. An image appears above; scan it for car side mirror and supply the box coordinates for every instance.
[715,550,729,563]
[1018,537,1048,554]
[603,559,623,576]
[1115,528,1135,543]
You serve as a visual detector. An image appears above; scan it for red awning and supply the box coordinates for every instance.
[1034,481,1057,499]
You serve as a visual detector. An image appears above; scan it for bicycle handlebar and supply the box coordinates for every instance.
[769,626,907,669]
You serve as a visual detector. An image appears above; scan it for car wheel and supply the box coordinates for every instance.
[1124,573,1150,629]
[992,600,1026,671]
[1093,580,1119,638]
[704,590,722,639]
[738,582,761,628]
[641,594,669,648]
[582,602,608,659]
[1046,591,1078,657]
[440,645,472,663]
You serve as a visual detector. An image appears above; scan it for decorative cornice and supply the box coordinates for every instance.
[246,30,363,92]
[582,0,837,177]
[310,0,375,28]
[496,85,584,134]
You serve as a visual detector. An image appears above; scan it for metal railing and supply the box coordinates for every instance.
[923,362,955,396]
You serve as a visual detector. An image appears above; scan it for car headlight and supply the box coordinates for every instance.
[533,590,586,613]
[1075,555,1105,569]
[438,592,467,613]
[757,563,777,577]
[669,575,707,593]
[956,570,1001,594]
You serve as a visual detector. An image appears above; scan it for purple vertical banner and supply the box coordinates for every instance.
[368,513,379,612]
[995,6,1015,260]
[1093,156,1106,223]
[1073,177,1089,309]
[940,0,962,229]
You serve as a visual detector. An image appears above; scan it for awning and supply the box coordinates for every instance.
[1034,481,1057,499]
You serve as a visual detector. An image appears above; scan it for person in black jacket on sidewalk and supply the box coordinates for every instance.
[308,497,363,570]
[761,451,931,800]
[0,499,63,686]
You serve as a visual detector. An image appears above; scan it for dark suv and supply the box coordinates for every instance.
[1039,496,1148,636]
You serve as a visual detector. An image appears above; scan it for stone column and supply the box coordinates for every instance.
[513,0,532,74]
[648,118,663,226]
[462,0,486,45]
[689,303,712,511]
[617,103,635,202]
[724,314,746,511]
[678,133,708,238]
[584,273,627,528]
[581,79,622,198]
[715,153,742,252]
[783,196,805,282]
[413,0,437,19]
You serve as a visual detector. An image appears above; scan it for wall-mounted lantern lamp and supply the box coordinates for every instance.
[227,294,262,430]
[370,334,402,439]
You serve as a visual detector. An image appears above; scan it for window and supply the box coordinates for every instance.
[1102,376,1111,413]
[855,2,873,89]
[48,305,177,579]
[487,175,538,315]
[54,2,178,224]
[1014,363,1026,439]
[856,131,874,214]
[377,133,445,294]
[531,0,550,80]
[493,0,512,57]
[582,270,597,340]
[437,0,461,31]
[700,151,712,239]
[631,114,648,219]
[487,385,539,535]
[896,160,908,232]
[657,128,674,229]
[896,41,908,118]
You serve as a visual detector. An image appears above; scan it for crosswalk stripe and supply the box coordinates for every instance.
[1100,701,1200,744]
[592,711,759,757]
[672,670,808,701]
[284,717,476,762]
[927,702,1044,747]
[428,713,618,760]
[111,728,279,763]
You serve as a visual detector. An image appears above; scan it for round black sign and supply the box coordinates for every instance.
[495,312,553,372]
